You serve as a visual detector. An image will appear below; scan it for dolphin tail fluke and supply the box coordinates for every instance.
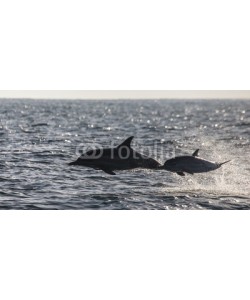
[218,160,231,167]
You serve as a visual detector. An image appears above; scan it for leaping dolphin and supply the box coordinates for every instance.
[163,149,230,176]
[69,136,161,175]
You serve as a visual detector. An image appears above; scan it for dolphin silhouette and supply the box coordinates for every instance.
[163,149,230,176]
[69,136,161,175]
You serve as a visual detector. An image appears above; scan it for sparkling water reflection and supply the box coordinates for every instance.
[0,99,249,209]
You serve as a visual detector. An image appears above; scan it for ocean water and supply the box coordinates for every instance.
[0,99,249,210]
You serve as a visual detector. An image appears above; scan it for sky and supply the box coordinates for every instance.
[0,90,250,100]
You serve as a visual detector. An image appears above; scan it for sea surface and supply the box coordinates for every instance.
[0,99,249,209]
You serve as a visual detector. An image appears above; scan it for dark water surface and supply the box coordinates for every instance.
[0,99,249,209]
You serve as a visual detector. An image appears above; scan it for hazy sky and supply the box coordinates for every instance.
[0,90,250,100]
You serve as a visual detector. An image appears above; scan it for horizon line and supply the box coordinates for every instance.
[1,90,250,100]
[0,97,250,101]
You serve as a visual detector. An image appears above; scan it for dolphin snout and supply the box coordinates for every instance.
[69,161,77,166]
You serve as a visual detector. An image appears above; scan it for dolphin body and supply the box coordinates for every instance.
[163,149,230,176]
[69,136,161,175]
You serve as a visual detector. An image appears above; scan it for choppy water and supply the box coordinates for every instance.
[0,99,249,209]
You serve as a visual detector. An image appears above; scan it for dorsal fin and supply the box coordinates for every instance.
[192,149,199,157]
[117,136,134,149]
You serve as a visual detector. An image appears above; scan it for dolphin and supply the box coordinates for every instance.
[163,149,230,176]
[69,136,161,175]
